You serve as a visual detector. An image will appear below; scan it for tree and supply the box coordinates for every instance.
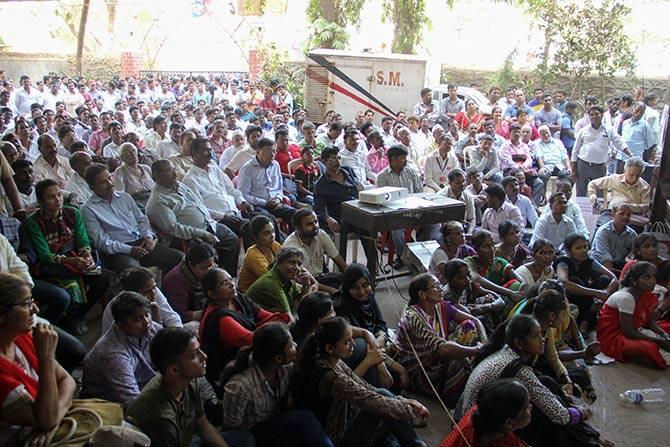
[520,0,636,96]
[381,0,434,54]
[304,0,366,50]
[75,0,91,76]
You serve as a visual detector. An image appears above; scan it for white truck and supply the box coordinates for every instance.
[304,49,429,124]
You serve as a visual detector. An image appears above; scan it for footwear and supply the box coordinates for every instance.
[392,257,404,270]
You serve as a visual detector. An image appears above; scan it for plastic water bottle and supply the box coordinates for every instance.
[619,388,665,404]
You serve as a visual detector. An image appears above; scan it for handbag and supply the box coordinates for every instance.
[49,399,124,447]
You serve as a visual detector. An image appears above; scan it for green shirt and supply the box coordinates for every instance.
[246,265,300,313]
[125,375,203,447]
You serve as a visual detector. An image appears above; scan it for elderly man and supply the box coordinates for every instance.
[182,136,256,248]
[591,203,637,272]
[146,159,240,276]
[339,129,375,187]
[571,105,632,196]
[530,192,576,251]
[587,156,650,229]
[33,134,74,188]
[237,137,297,228]
[223,124,262,178]
[535,125,571,179]
[617,101,656,173]
[81,163,183,274]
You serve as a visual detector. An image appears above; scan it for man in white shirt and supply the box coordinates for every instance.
[338,129,375,187]
[182,137,255,248]
[282,208,346,294]
[156,123,182,159]
[64,151,93,207]
[102,121,125,159]
[33,134,74,188]
[571,105,631,197]
[223,124,262,178]
[144,115,169,153]
[481,184,524,243]
[14,75,43,117]
[437,169,476,232]
[530,192,577,250]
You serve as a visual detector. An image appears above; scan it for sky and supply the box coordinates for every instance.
[0,0,668,78]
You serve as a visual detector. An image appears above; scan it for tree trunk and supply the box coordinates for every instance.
[75,0,91,76]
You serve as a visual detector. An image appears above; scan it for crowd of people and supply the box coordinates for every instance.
[0,70,668,447]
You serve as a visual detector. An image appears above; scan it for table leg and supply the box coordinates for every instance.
[339,223,350,263]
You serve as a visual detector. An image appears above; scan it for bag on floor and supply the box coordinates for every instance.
[49,398,124,446]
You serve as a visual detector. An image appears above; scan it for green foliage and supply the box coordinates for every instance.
[486,49,528,92]
[523,0,636,96]
[259,43,305,108]
[381,0,434,54]
[304,0,366,50]
[304,18,349,52]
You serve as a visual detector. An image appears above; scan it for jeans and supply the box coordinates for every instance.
[250,410,333,447]
[191,429,255,447]
[340,388,423,447]
[33,280,71,323]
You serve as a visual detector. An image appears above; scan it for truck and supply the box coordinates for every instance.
[304,49,429,124]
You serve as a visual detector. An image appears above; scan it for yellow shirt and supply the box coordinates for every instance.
[238,241,281,292]
[587,174,650,214]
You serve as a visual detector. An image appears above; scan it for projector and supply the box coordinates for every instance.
[359,186,409,205]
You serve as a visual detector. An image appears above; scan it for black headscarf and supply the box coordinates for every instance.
[335,263,387,334]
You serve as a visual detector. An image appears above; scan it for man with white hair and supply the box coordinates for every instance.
[587,156,650,220]
[218,129,245,169]
[535,125,571,180]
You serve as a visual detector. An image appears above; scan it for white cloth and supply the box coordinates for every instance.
[604,290,636,314]
[182,164,245,220]
[282,230,339,276]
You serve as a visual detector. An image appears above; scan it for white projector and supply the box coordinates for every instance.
[359,186,409,205]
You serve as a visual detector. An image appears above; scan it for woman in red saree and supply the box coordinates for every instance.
[597,261,670,369]
[440,378,530,447]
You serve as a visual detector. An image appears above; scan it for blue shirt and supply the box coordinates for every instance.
[619,118,655,160]
[81,191,154,255]
[534,108,562,127]
[508,194,538,227]
[560,113,575,149]
[237,157,284,207]
[505,104,534,118]
[591,220,636,264]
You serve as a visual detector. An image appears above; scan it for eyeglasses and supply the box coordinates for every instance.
[6,297,35,309]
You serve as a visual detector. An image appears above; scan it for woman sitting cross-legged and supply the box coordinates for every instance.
[619,232,670,288]
[23,179,112,335]
[163,239,218,331]
[510,280,599,404]
[294,316,429,447]
[515,238,556,289]
[221,322,334,447]
[199,267,290,388]
[465,229,527,310]
[0,273,76,447]
[394,273,483,408]
[334,265,411,390]
[246,247,318,318]
[495,220,532,269]
[458,314,612,447]
[598,261,670,369]
[440,378,532,447]
[555,234,618,334]
[238,215,281,293]
[293,292,405,390]
[429,221,476,284]
[441,259,503,334]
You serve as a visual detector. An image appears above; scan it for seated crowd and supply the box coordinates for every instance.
[0,72,667,447]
